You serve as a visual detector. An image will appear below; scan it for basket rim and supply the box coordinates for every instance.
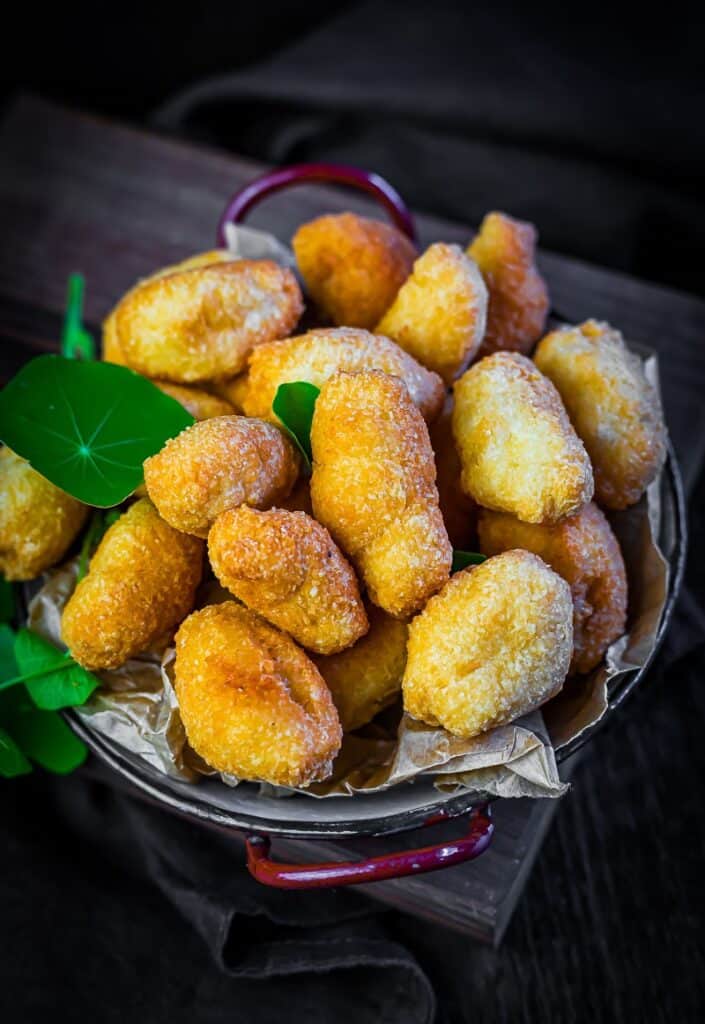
[64,439,687,839]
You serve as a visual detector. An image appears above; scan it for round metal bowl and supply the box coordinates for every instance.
[64,441,687,843]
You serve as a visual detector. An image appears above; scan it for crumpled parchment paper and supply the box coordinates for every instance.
[25,227,671,803]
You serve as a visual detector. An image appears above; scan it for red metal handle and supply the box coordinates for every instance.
[216,162,417,246]
[245,804,493,889]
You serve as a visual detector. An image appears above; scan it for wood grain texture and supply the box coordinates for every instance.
[1,97,705,1011]
[2,96,704,488]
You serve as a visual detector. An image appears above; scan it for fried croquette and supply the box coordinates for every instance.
[428,394,477,549]
[402,550,573,738]
[174,601,342,786]
[467,211,549,357]
[143,416,299,538]
[102,311,128,365]
[478,503,627,674]
[61,498,203,670]
[310,370,452,618]
[0,449,88,581]
[534,320,667,509]
[293,212,417,329]
[102,250,235,367]
[153,381,234,420]
[208,506,368,655]
[108,256,303,384]
[452,352,593,524]
[313,603,408,732]
[242,327,444,423]
[376,243,488,383]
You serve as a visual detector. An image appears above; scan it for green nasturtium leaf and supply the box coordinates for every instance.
[0,687,86,774]
[0,726,32,778]
[0,355,195,506]
[0,623,17,681]
[272,381,320,469]
[0,578,14,624]
[451,550,487,574]
[61,273,96,360]
[0,724,32,778]
[14,628,99,710]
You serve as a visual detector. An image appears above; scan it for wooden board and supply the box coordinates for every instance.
[1,95,704,946]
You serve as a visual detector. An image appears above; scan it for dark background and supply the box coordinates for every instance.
[2,3,705,1022]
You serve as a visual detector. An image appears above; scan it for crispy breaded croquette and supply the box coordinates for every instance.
[208,506,368,655]
[174,601,342,786]
[143,416,299,538]
[376,243,488,383]
[61,499,203,670]
[467,212,549,357]
[293,212,417,329]
[0,449,88,581]
[153,382,234,420]
[310,370,452,618]
[102,311,128,365]
[428,394,477,549]
[102,250,235,367]
[478,503,627,674]
[534,320,667,509]
[313,603,408,732]
[108,255,303,384]
[402,550,573,738]
[452,352,593,524]
[242,327,444,423]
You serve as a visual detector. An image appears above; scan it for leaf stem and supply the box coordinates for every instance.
[0,658,73,692]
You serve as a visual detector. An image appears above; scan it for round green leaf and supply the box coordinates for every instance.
[0,686,87,774]
[0,726,31,777]
[14,628,99,710]
[0,623,18,684]
[0,355,195,506]
[272,381,320,469]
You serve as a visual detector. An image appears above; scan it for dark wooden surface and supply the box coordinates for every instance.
[1,95,705,1018]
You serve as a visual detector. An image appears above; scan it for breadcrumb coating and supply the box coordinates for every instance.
[313,603,408,732]
[102,311,128,365]
[0,449,88,581]
[242,327,445,423]
[109,256,303,383]
[174,601,342,786]
[153,381,234,420]
[310,370,452,618]
[61,498,203,670]
[208,506,368,655]
[468,212,549,357]
[478,503,627,675]
[143,416,299,538]
[452,352,593,524]
[376,243,488,383]
[402,550,573,738]
[102,250,235,367]
[293,212,417,329]
[534,320,667,509]
[428,394,478,549]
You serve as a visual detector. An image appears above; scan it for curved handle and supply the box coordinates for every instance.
[216,162,417,246]
[245,804,493,889]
